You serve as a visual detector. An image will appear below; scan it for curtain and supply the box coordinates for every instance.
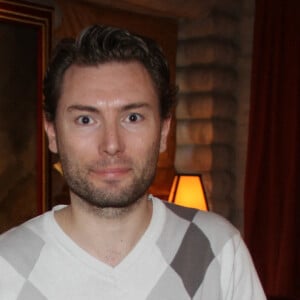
[244,0,300,298]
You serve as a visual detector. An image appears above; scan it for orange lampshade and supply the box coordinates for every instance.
[168,174,208,211]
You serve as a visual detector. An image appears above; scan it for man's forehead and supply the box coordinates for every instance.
[64,61,150,80]
[58,62,159,111]
[62,62,155,90]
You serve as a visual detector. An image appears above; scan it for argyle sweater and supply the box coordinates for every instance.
[0,196,266,299]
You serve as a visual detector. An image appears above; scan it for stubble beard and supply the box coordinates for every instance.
[58,147,159,216]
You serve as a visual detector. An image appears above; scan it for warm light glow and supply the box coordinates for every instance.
[53,162,63,175]
[168,175,208,211]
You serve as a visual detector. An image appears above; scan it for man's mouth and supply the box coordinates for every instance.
[90,166,132,181]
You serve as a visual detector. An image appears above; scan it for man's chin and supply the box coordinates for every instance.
[72,186,143,208]
[79,194,145,218]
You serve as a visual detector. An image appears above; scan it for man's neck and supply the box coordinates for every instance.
[54,194,153,267]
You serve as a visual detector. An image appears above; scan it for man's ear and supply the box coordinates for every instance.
[44,116,58,154]
[159,117,171,153]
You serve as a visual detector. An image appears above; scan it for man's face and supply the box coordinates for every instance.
[45,62,170,211]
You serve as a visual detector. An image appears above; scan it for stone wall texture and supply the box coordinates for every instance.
[175,0,254,229]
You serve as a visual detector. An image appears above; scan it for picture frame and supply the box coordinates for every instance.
[0,0,52,232]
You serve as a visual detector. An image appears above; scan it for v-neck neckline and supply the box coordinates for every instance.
[46,196,166,276]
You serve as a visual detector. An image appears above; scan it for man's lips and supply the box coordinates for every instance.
[90,167,131,180]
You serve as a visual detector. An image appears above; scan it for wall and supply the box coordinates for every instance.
[175,0,255,229]
[234,0,255,230]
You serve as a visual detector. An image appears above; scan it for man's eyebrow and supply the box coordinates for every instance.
[66,105,99,113]
[66,102,152,113]
[122,103,151,111]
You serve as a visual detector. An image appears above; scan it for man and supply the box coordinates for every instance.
[0,25,266,299]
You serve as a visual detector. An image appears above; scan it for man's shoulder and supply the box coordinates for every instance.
[163,201,237,232]
[0,214,50,298]
[159,200,241,251]
[0,212,49,254]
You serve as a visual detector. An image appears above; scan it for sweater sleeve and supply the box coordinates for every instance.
[222,234,267,300]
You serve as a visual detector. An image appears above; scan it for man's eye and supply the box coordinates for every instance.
[126,113,142,122]
[76,116,94,125]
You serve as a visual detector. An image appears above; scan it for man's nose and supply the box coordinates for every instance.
[100,122,125,156]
